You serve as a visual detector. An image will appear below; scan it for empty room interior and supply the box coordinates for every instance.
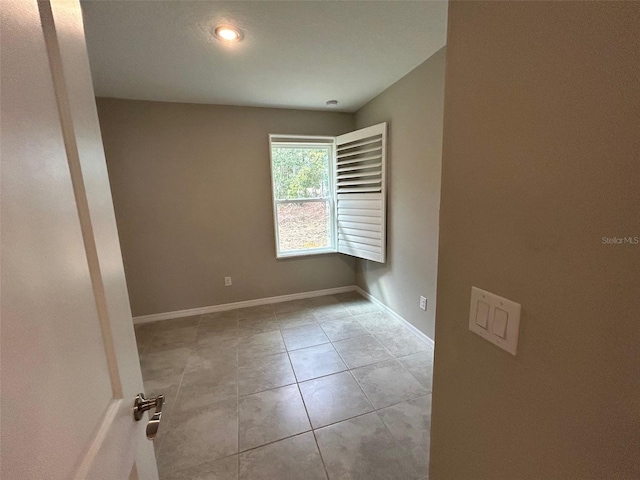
[83,1,445,478]
[1,0,638,479]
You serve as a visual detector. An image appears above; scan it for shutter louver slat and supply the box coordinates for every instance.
[337,162,382,173]
[336,153,382,167]
[337,170,382,180]
[338,180,381,188]
[339,208,381,217]
[339,227,381,239]
[338,233,382,247]
[338,240,381,254]
[337,187,381,194]
[337,245,381,261]
[336,145,382,159]
[337,199,382,209]
[338,214,382,225]
[336,136,381,152]
[339,221,382,232]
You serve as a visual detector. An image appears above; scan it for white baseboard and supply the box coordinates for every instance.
[354,286,435,348]
[133,285,358,325]
[134,285,435,348]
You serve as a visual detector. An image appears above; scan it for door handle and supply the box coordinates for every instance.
[133,393,165,440]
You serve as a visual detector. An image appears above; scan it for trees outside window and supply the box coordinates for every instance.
[270,143,335,256]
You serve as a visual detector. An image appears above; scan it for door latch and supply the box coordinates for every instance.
[133,393,165,440]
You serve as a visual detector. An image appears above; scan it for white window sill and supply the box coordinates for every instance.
[276,248,337,259]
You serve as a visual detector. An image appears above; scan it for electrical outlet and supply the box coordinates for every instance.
[224,276,232,287]
[419,296,427,311]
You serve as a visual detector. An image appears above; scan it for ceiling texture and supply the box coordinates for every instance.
[81,1,448,112]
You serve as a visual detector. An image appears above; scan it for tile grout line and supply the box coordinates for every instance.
[336,311,429,480]
[373,403,423,480]
[236,429,312,456]
[234,359,429,408]
[333,340,423,479]
[235,369,431,422]
[242,300,345,476]
[153,314,205,473]
[279,316,315,438]
[235,312,240,464]
[177,387,432,467]
[239,305,280,455]
[283,334,331,480]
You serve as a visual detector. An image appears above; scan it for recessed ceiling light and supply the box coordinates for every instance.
[326,100,338,106]
[214,25,243,42]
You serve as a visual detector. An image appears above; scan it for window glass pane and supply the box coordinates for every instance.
[276,201,331,252]
[272,146,330,200]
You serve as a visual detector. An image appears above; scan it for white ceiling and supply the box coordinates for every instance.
[81,1,448,112]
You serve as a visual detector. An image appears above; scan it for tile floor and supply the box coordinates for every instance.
[135,291,434,480]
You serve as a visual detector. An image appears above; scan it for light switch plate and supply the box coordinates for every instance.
[469,287,521,355]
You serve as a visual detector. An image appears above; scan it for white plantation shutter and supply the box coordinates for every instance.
[335,123,387,263]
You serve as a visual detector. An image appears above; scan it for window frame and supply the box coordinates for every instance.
[268,135,337,259]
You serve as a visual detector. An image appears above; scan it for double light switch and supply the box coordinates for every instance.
[469,287,521,355]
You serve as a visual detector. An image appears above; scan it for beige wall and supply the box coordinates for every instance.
[355,48,446,339]
[96,99,356,317]
[431,2,640,479]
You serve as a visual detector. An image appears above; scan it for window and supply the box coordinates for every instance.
[269,137,336,257]
[269,123,388,262]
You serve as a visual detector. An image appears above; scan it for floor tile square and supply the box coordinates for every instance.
[314,412,417,480]
[373,327,430,357]
[150,315,201,331]
[238,432,326,480]
[397,350,434,392]
[353,311,403,334]
[288,343,347,382]
[332,334,392,369]
[337,295,381,316]
[351,360,428,409]
[311,303,351,323]
[320,319,368,342]
[139,347,191,380]
[237,331,285,364]
[238,352,296,396]
[201,310,239,322]
[235,305,276,321]
[134,326,154,354]
[160,455,238,480]
[281,324,330,351]
[133,322,156,337]
[305,295,341,308]
[175,367,237,412]
[271,299,311,314]
[196,329,239,351]
[378,395,432,475]
[299,371,373,428]
[276,310,317,329]
[185,343,237,374]
[198,317,238,337]
[158,399,238,475]
[146,325,198,352]
[238,317,281,337]
[238,384,310,451]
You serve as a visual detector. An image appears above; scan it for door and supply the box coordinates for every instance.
[1,1,158,478]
